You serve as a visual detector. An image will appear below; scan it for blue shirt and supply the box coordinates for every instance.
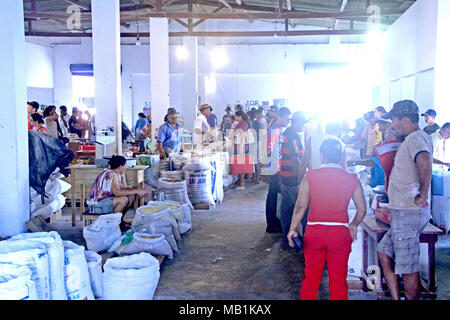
[157,122,183,152]
[135,118,149,133]
[207,113,218,128]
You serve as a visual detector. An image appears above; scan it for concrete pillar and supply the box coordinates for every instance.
[91,0,122,156]
[434,0,450,120]
[150,18,170,147]
[182,37,198,133]
[0,0,29,237]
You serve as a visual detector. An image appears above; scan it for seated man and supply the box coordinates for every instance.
[87,155,149,228]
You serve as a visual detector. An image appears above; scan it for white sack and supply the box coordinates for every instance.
[0,263,37,300]
[184,169,215,206]
[62,241,94,300]
[0,240,50,300]
[103,252,160,300]
[83,213,123,253]
[84,250,103,299]
[108,231,173,259]
[157,178,194,210]
[7,232,66,300]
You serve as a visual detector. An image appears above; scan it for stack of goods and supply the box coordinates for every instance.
[160,170,184,180]
[431,169,450,233]
[30,170,71,220]
[159,159,170,172]
[169,153,191,171]
[0,231,98,300]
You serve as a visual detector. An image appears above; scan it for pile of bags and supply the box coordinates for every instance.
[0,230,161,300]
[30,170,70,220]
[0,231,99,300]
[160,170,184,181]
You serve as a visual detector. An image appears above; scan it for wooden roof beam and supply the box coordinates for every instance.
[25,29,368,38]
[64,0,90,11]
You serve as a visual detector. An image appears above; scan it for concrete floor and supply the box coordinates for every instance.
[53,182,450,300]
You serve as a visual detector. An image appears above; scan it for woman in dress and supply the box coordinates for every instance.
[230,110,255,189]
[30,113,48,135]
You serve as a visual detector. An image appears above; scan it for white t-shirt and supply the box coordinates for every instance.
[388,129,433,210]
[194,114,210,146]
[59,114,71,138]
[431,130,449,167]
[45,118,58,139]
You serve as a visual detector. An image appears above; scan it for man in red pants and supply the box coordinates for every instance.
[287,139,367,300]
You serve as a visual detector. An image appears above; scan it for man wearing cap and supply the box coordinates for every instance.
[156,108,184,159]
[421,109,440,135]
[220,106,234,133]
[377,100,433,300]
[27,101,39,130]
[194,104,212,147]
[279,111,308,247]
[266,105,279,130]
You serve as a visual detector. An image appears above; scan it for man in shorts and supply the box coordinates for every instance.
[377,100,433,300]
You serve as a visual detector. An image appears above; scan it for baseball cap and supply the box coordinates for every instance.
[270,105,279,112]
[225,106,232,111]
[421,109,437,118]
[382,100,419,120]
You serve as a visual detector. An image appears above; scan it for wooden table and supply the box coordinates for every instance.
[361,216,444,299]
[66,164,149,226]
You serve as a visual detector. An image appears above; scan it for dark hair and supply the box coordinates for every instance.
[442,122,450,130]
[108,155,127,170]
[138,112,146,118]
[392,114,419,124]
[31,113,44,124]
[43,105,56,118]
[363,111,375,121]
[235,104,243,111]
[320,139,342,164]
[72,107,78,114]
[60,105,67,111]
[235,110,249,123]
[28,101,39,111]
[375,106,387,114]
[278,107,291,118]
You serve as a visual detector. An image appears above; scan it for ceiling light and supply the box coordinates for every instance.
[210,47,228,69]
[176,46,188,60]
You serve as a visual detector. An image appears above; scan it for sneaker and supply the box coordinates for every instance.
[236,185,245,190]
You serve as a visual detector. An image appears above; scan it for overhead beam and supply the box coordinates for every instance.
[23,8,405,21]
[333,0,348,29]
[193,5,224,28]
[25,29,368,38]
[64,0,90,11]
[174,18,189,28]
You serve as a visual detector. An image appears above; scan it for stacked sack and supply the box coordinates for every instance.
[30,170,71,219]
[0,231,97,300]
[184,157,216,207]
[158,178,193,210]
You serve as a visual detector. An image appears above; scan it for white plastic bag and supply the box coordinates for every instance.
[30,194,66,219]
[84,251,103,299]
[157,178,194,210]
[83,213,123,253]
[7,232,66,300]
[0,264,37,300]
[62,241,94,300]
[108,231,173,259]
[103,253,160,300]
[0,240,50,300]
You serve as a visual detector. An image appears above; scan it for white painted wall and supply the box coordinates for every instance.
[50,40,369,130]
[26,42,54,88]
[373,0,441,127]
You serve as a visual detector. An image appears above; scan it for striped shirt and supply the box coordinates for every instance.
[280,127,304,186]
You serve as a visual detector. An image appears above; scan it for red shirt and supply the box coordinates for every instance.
[306,166,358,223]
